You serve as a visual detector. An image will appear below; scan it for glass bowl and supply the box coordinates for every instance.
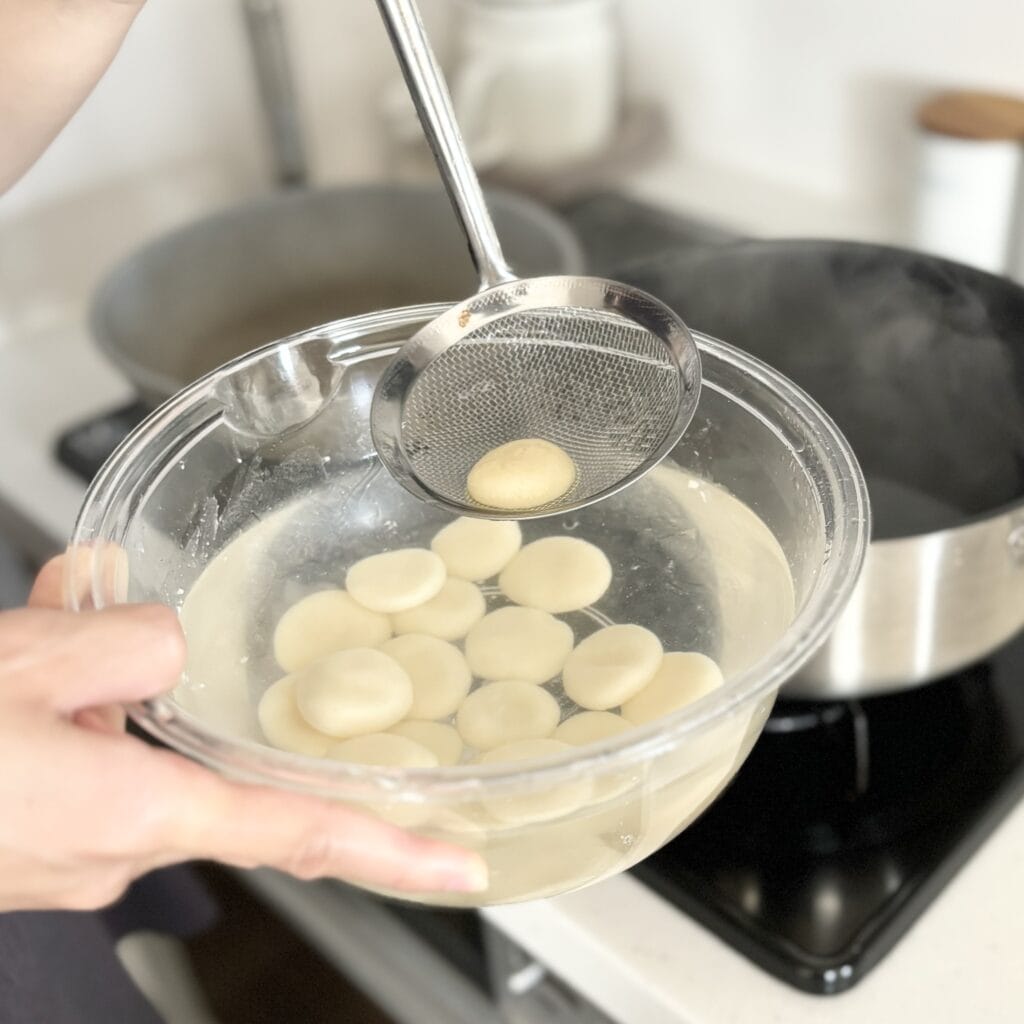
[66,303,868,906]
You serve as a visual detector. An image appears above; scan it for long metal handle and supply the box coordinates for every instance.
[376,0,515,289]
[242,0,307,188]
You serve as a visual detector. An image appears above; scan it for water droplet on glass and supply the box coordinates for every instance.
[1009,525,1024,564]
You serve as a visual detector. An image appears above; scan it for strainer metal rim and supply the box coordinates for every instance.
[370,276,702,519]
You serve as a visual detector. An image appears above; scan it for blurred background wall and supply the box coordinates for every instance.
[2,0,1022,266]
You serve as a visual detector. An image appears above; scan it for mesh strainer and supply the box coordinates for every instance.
[372,0,701,519]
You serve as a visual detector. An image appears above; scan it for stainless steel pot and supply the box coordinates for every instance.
[89,181,584,404]
[800,507,1024,695]
[620,240,1024,698]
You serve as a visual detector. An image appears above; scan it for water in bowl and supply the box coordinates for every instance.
[175,458,792,731]
[172,456,794,901]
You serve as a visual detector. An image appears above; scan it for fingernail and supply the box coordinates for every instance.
[437,855,489,893]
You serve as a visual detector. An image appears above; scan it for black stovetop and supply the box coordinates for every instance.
[56,192,1024,996]
[633,637,1024,994]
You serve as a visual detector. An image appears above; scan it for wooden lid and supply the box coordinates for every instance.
[917,91,1024,140]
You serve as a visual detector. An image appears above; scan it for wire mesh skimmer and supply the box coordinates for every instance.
[371,0,701,520]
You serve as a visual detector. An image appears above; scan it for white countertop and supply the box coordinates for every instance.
[485,799,1024,1023]
[0,322,131,556]
[1,180,1022,1024]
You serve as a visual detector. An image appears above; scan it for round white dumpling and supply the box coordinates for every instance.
[622,652,725,725]
[327,732,439,769]
[553,710,642,802]
[562,624,663,711]
[380,634,472,720]
[499,536,612,613]
[293,648,412,737]
[431,517,522,582]
[391,578,486,641]
[554,710,632,747]
[456,680,561,751]
[479,739,592,824]
[273,590,392,673]
[257,675,333,757]
[464,606,574,683]
[389,720,465,766]
[346,548,446,613]
[466,438,576,510]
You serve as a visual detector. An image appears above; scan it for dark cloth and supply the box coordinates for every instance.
[0,866,218,1024]
[101,865,218,943]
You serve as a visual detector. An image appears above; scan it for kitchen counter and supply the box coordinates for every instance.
[485,797,1024,1023]
[0,322,132,561]
[1,185,1022,1023]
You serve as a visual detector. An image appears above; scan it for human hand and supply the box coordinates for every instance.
[0,557,486,912]
[1,1,149,192]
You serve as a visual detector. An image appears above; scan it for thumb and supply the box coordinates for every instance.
[30,545,130,612]
[1,604,186,712]
[28,555,64,610]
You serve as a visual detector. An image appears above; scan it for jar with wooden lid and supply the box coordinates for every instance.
[911,90,1024,275]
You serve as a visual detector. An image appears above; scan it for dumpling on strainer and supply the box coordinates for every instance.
[466,439,576,511]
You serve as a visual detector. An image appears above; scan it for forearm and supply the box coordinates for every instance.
[0,0,146,193]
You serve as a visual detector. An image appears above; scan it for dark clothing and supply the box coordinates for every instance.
[0,867,217,1024]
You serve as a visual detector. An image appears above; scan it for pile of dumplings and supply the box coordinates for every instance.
[257,517,725,771]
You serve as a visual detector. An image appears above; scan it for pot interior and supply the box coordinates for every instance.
[90,184,583,400]
[620,241,1024,539]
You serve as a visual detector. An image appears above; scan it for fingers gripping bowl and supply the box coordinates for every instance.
[65,303,868,906]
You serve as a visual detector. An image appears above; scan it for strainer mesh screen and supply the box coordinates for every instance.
[402,306,681,509]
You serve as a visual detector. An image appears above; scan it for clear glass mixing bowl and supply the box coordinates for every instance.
[66,303,868,906]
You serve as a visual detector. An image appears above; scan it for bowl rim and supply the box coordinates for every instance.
[66,303,870,802]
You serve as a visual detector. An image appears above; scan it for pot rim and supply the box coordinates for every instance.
[88,181,586,402]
